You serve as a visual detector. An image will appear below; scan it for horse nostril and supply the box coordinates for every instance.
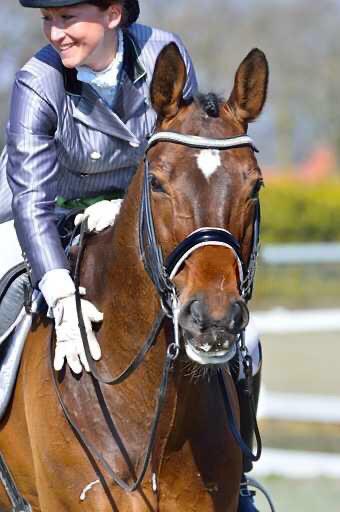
[239,301,250,329]
[229,300,249,332]
[190,300,204,327]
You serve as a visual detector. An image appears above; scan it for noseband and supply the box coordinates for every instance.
[139,131,261,311]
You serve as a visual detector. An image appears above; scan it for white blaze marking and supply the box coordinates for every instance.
[80,480,100,501]
[197,149,221,179]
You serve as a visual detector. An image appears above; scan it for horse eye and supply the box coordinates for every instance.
[150,174,165,193]
[251,180,263,199]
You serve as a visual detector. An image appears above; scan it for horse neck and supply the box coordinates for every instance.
[82,168,160,360]
[77,169,238,470]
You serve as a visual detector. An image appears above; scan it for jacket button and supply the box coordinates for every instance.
[90,151,101,160]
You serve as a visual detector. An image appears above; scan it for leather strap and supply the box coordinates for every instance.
[74,220,166,385]
[146,132,259,152]
[0,453,32,511]
[50,219,176,492]
[218,371,262,462]
[0,263,27,305]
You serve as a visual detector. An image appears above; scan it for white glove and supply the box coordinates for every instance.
[39,269,103,374]
[74,199,122,232]
[53,294,103,374]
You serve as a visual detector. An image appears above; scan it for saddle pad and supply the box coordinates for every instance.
[0,292,42,423]
[0,268,30,344]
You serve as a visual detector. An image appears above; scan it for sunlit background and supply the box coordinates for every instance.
[1,1,340,509]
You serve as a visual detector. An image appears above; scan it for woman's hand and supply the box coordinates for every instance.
[74,199,122,232]
[53,295,103,374]
[39,269,103,374]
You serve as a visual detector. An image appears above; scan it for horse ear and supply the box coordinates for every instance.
[150,42,187,119]
[226,48,269,126]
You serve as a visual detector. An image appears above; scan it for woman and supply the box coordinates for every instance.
[0,0,198,374]
[0,3,261,509]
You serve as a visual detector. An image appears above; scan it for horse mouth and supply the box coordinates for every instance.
[183,330,237,366]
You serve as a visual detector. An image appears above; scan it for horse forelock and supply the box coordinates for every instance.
[195,92,222,118]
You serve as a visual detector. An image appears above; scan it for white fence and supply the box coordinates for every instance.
[252,308,340,333]
[261,242,340,265]
[255,389,340,478]
[258,389,340,424]
[252,256,340,480]
[254,448,340,479]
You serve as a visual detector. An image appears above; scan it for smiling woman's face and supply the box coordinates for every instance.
[41,3,122,70]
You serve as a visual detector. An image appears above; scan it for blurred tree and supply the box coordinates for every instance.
[0,2,45,144]
[0,0,340,168]
[140,0,340,168]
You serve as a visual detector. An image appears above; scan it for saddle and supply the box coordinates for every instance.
[0,264,38,422]
[0,263,30,344]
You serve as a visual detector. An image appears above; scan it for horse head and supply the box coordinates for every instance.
[142,43,268,366]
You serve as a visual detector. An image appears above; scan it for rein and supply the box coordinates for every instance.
[52,131,262,493]
[50,219,179,493]
[50,329,177,493]
[74,223,168,385]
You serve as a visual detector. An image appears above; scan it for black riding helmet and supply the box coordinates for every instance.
[19,0,140,27]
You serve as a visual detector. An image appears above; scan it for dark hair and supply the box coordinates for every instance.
[197,93,221,118]
[87,0,131,27]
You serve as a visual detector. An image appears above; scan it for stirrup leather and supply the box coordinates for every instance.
[240,479,256,498]
[0,453,32,511]
[244,476,277,512]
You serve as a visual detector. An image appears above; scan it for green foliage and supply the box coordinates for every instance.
[252,263,340,310]
[260,179,340,242]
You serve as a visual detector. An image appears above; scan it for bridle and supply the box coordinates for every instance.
[138,129,263,467]
[139,131,261,314]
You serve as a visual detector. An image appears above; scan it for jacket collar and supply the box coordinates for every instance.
[63,30,146,95]
[63,31,147,141]
[122,29,147,84]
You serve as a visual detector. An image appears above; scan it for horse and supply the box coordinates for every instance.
[0,43,268,511]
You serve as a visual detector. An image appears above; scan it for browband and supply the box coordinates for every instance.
[146,132,259,153]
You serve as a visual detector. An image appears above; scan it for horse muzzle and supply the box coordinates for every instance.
[178,298,249,365]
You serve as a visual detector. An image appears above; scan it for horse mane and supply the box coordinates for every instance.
[195,92,223,118]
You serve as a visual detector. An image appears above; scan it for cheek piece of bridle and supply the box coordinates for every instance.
[50,131,262,496]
